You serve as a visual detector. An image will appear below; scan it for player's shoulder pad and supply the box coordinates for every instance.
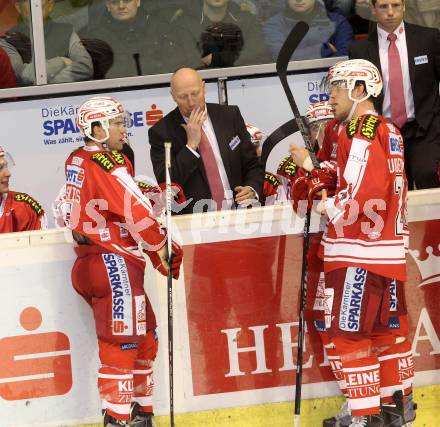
[264,172,281,186]
[347,114,381,140]
[90,151,126,172]
[346,116,362,139]
[109,150,127,166]
[14,192,45,216]
[277,156,298,177]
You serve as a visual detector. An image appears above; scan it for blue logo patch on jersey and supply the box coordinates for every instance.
[314,320,326,332]
[66,165,85,188]
[120,343,138,351]
[388,316,400,329]
[389,135,403,155]
[102,253,133,336]
[339,267,367,332]
[389,279,398,311]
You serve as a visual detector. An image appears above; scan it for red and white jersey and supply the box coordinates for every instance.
[322,114,408,281]
[64,145,165,267]
[0,191,47,233]
[317,118,343,166]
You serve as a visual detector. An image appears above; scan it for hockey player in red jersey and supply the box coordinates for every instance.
[65,96,182,427]
[0,146,47,233]
[288,102,355,426]
[315,59,413,427]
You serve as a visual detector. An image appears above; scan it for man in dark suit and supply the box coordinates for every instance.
[350,0,440,189]
[148,67,263,214]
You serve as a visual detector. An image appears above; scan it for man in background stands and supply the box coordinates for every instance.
[0,0,92,84]
[350,0,440,189]
[82,0,184,78]
[170,0,271,68]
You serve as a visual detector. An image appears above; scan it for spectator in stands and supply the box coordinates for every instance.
[355,0,440,29]
[327,0,354,16]
[171,0,272,68]
[82,0,184,78]
[51,0,90,33]
[0,0,92,85]
[0,47,16,88]
[254,0,354,22]
[262,0,353,61]
[350,0,440,189]
[199,22,244,68]
[79,37,114,79]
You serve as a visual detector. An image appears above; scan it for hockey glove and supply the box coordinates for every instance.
[290,174,310,215]
[146,240,183,280]
[307,167,337,206]
[277,156,299,181]
[263,172,281,198]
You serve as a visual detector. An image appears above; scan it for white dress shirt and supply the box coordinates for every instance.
[377,22,415,122]
[185,109,234,208]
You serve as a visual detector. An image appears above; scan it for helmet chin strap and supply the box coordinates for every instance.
[346,88,369,122]
[87,126,110,147]
[346,100,358,122]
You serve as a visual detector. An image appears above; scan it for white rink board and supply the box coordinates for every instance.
[0,189,440,426]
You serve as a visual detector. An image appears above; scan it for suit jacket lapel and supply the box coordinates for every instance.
[206,103,234,184]
[404,22,416,92]
[368,27,384,112]
[368,28,382,74]
[170,107,187,147]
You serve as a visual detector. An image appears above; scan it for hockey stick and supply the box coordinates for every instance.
[261,118,298,169]
[276,21,320,170]
[275,21,313,427]
[164,142,175,427]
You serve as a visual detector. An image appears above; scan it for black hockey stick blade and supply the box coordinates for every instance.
[276,21,320,169]
[261,118,298,170]
[276,21,309,80]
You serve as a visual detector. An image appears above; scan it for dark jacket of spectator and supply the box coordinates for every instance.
[262,1,353,61]
[0,47,16,88]
[172,0,272,68]
[83,10,183,78]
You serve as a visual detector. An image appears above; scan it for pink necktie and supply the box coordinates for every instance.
[198,130,224,210]
[387,33,407,128]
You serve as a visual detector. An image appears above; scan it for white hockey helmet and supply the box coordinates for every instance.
[304,101,334,125]
[323,59,383,102]
[77,96,125,143]
[0,145,15,168]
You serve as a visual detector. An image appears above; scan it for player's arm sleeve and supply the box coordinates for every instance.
[96,165,166,250]
[17,202,47,231]
[148,124,202,187]
[325,134,387,224]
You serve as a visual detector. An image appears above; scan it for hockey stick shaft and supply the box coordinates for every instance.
[164,142,174,427]
[276,21,320,169]
[294,206,311,427]
[275,21,313,427]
